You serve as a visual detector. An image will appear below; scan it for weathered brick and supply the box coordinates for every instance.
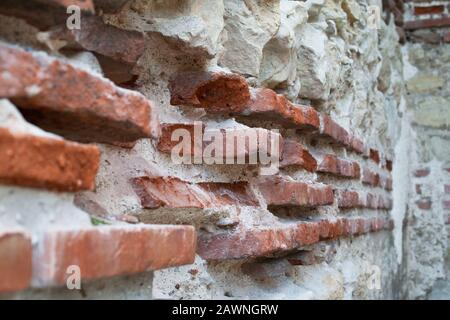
[385,159,393,172]
[318,115,350,147]
[280,140,317,172]
[405,17,450,30]
[414,168,430,177]
[0,230,32,293]
[349,135,365,154]
[0,44,157,145]
[413,5,445,15]
[379,173,393,191]
[337,190,364,208]
[444,33,450,43]
[416,184,422,195]
[198,217,391,260]
[169,71,250,113]
[242,89,320,131]
[157,123,282,164]
[369,149,381,164]
[443,200,450,210]
[33,225,196,286]
[257,176,334,208]
[416,198,432,210]
[48,15,145,65]
[315,153,361,179]
[131,177,258,209]
[0,127,99,191]
[362,168,380,187]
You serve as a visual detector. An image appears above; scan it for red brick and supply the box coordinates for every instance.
[33,225,196,286]
[362,168,380,187]
[446,214,450,224]
[416,184,422,195]
[443,200,450,210]
[349,135,365,154]
[385,159,393,172]
[369,149,381,164]
[0,230,32,292]
[157,123,282,164]
[414,168,430,177]
[169,71,250,113]
[131,176,258,209]
[0,127,99,191]
[257,176,334,208]
[198,217,390,260]
[337,190,363,209]
[444,185,450,194]
[53,15,145,65]
[405,17,450,30]
[0,44,157,145]
[413,5,445,15]
[416,198,432,210]
[319,115,350,147]
[242,89,320,131]
[280,140,317,172]
[315,153,361,179]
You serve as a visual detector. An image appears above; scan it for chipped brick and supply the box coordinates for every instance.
[337,190,363,209]
[280,140,317,172]
[33,225,196,286]
[157,123,282,164]
[169,71,250,113]
[413,5,445,15]
[0,44,157,145]
[257,176,334,208]
[315,153,361,179]
[0,127,99,191]
[362,168,380,187]
[198,217,391,260]
[131,177,258,209]
[0,230,32,293]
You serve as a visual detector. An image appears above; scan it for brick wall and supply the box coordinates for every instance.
[0,0,446,300]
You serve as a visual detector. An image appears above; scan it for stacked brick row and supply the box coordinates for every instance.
[403,0,450,43]
[0,0,395,294]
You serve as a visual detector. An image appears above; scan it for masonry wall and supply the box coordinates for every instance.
[0,0,447,300]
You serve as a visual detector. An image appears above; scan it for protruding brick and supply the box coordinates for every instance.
[362,168,380,187]
[0,230,32,293]
[157,123,282,164]
[280,140,317,172]
[405,17,450,30]
[47,15,145,65]
[315,153,361,179]
[198,217,391,260]
[242,89,320,131]
[169,71,250,113]
[413,5,445,15]
[257,176,334,208]
[416,198,432,210]
[369,149,380,164]
[318,115,350,147]
[0,127,99,191]
[131,177,258,209]
[0,44,157,145]
[414,168,430,177]
[33,225,196,286]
